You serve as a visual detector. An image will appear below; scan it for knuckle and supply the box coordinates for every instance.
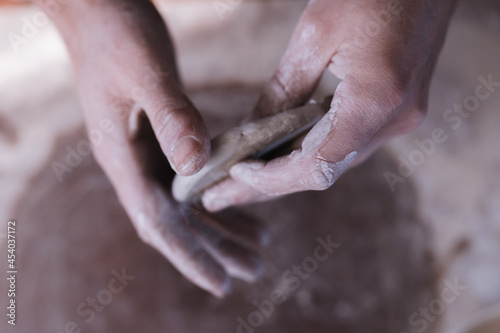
[109,98,132,119]
[149,97,190,136]
[306,151,356,192]
[271,69,290,95]
[149,96,187,116]
[271,67,310,107]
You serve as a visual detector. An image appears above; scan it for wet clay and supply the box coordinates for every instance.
[172,101,328,202]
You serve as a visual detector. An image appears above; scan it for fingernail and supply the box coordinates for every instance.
[230,162,264,182]
[202,191,227,212]
[171,135,205,175]
[229,164,244,176]
[231,162,260,174]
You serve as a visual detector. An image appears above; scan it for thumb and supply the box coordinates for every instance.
[229,75,403,196]
[141,86,210,176]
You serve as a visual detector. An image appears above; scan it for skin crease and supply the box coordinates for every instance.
[203,0,459,212]
[31,0,456,295]
[32,0,268,297]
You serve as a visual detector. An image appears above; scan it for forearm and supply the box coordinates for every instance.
[30,0,155,59]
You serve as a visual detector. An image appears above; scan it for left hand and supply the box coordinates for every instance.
[202,0,457,212]
[41,0,266,296]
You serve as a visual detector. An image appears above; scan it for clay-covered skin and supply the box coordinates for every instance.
[5,87,439,333]
[203,0,459,212]
[31,0,265,296]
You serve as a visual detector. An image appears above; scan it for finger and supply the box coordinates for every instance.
[141,87,211,176]
[201,129,311,212]
[253,2,338,118]
[194,208,270,249]
[202,179,277,213]
[91,130,230,298]
[228,151,356,196]
[116,0,210,176]
[111,165,231,297]
[230,74,405,195]
[181,208,263,283]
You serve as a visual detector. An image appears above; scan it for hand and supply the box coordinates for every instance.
[43,0,265,296]
[202,0,457,212]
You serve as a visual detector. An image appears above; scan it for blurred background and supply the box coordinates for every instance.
[1,0,500,332]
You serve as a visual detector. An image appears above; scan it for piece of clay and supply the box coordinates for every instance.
[172,100,331,203]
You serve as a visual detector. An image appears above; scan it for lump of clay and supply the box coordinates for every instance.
[172,102,328,203]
